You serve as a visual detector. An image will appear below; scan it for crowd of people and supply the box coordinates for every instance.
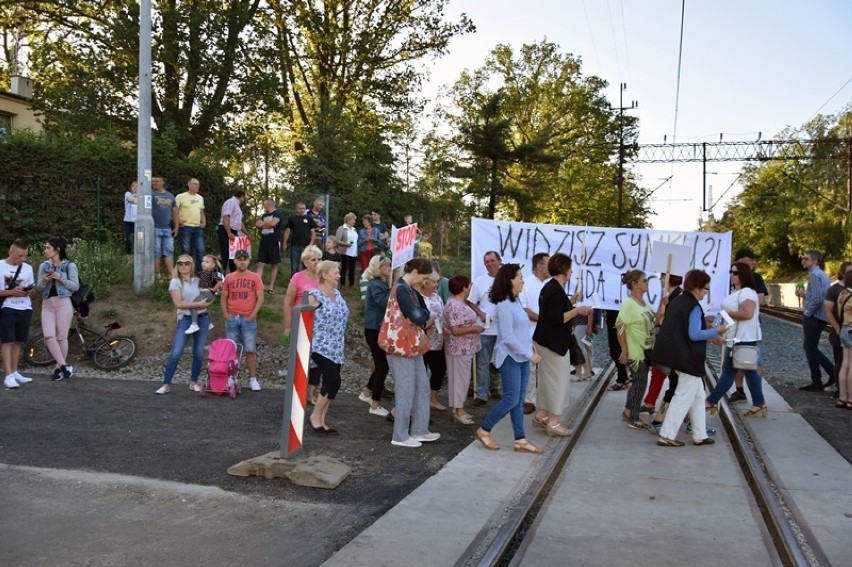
[4,180,849,452]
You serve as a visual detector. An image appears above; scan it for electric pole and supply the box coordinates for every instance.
[614,83,637,227]
[134,0,155,293]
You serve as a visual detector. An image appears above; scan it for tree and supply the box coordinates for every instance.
[428,41,649,226]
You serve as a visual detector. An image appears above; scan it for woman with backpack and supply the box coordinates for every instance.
[36,237,80,381]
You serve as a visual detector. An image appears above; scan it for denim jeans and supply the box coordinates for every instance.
[163,312,210,385]
[225,315,257,352]
[803,315,834,385]
[154,227,174,258]
[707,346,765,406]
[482,356,529,440]
[179,226,205,269]
[475,334,497,400]
[289,244,306,277]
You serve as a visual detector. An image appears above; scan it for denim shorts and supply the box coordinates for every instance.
[840,326,852,349]
[154,227,174,258]
[225,315,257,352]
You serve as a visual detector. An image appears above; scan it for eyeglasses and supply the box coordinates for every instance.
[729,270,738,275]
[177,260,192,266]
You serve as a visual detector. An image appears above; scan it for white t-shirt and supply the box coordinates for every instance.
[520,275,549,338]
[0,260,35,311]
[468,273,497,336]
[722,287,761,344]
[343,225,358,258]
[124,191,138,222]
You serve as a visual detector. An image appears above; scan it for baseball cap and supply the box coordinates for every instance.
[734,247,758,261]
[234,249,250,259]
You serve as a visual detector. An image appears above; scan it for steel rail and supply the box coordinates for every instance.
[452,363,615,567]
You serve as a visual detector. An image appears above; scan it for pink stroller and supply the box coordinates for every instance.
[200,338,242,398]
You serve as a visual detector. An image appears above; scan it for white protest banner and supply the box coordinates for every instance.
[390,223,418,269]
[651,242,692,278]
[471,218,732,312]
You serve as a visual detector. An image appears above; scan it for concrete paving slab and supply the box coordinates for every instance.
[519,391,776,566]
[0,464,352,567]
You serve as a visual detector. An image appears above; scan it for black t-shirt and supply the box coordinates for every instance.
[752,271,769,297]
[826,281,844,321]
[285,214,313,246]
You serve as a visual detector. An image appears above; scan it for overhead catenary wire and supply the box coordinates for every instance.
[806,74,852,123]
[580,0,604,73]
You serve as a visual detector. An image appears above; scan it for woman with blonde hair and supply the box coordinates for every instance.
[360,254,393,417]
[306,260,350,433]
[335,212,359,289]
[155,255,212,394]
[282,245,322,402]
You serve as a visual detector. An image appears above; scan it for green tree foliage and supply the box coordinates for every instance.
[427,41,649,226]
[719,110,852,275]
[0,130,232,246]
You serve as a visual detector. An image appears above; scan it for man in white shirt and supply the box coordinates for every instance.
[520,253,550,413]
[1,239,35,389]
[467,251,502,406]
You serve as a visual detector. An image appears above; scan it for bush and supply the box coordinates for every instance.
[67,240,132,300]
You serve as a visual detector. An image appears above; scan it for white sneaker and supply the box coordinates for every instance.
[154,385,169,395]
[208,322,214,330]
[190,382,202,392]
[411,432,441,443]
[249,377,261,391]
[184,323,200,335]
[4,374,20,389]
[358,392,372,404]
[369,406,389,417]
[13,371,33,384]
[391,438,422,448]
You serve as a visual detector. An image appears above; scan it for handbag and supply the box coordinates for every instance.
[730,290,758,370]
[378,285,430,357]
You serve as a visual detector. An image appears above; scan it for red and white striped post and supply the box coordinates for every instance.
[280,303,316,458]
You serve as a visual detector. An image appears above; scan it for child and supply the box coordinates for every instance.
[186,254,223,334]
[322,236,342,263]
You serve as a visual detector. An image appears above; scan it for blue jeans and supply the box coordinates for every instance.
[179,226,205,269]
[482,356,529,440]
[803,315,834,385]
[475,334,497,400]
[707,346,764,406]
[225,315,257,352]
[289,244,306,277]
[163,312,210,385]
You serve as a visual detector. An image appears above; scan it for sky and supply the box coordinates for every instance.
[421,0,852,230]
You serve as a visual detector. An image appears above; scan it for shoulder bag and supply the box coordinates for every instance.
[731,290,758,370]
[378,285,430,357]
[0,263,23,309]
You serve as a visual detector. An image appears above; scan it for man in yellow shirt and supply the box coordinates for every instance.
[175,178,206,269]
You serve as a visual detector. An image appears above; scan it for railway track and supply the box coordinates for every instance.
[453,362,830,567]
[762,305,806,325]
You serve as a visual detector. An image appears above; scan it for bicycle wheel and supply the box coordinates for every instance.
[24,334,55,367]
[92,336,137,370]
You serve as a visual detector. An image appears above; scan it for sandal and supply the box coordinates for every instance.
[532,414,548,429]
[744,404,767,418]
[639,405,656,414]
[705,402,719,415]
[513,439,544,454]
[657,437,685,447]
[609,381,629,391]
[693,438,716,446]
[451,413,475,425]
[626,420,647,430]
[475,428,500,450]
[836,400,847,409]
[546,424,573,437]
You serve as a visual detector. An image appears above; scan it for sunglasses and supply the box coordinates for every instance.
[177,260,192,266]
[729,270,738,275]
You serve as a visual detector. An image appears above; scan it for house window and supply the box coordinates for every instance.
[0,114,11,138]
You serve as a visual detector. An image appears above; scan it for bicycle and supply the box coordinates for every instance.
[24,311,137,371]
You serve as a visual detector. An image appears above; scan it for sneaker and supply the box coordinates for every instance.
[823,380,837,391]
[249,377,261,391]
[154,385,169,395]
[60,365,74,380]
[13,371,33,384]
[685,424,716,436]
[471,398,487,407]
[391,438,422,448]
[4,374,20,389]
[369,405,389,417]
[728,390,747,403]
[51,368,64,381]
[184,323,200,335]
[208,322,215,330]
[358,392,372,404]
[411,432,440,443]
[648,422,662,435]
[190,382,202,392]
[799,383,824,392]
